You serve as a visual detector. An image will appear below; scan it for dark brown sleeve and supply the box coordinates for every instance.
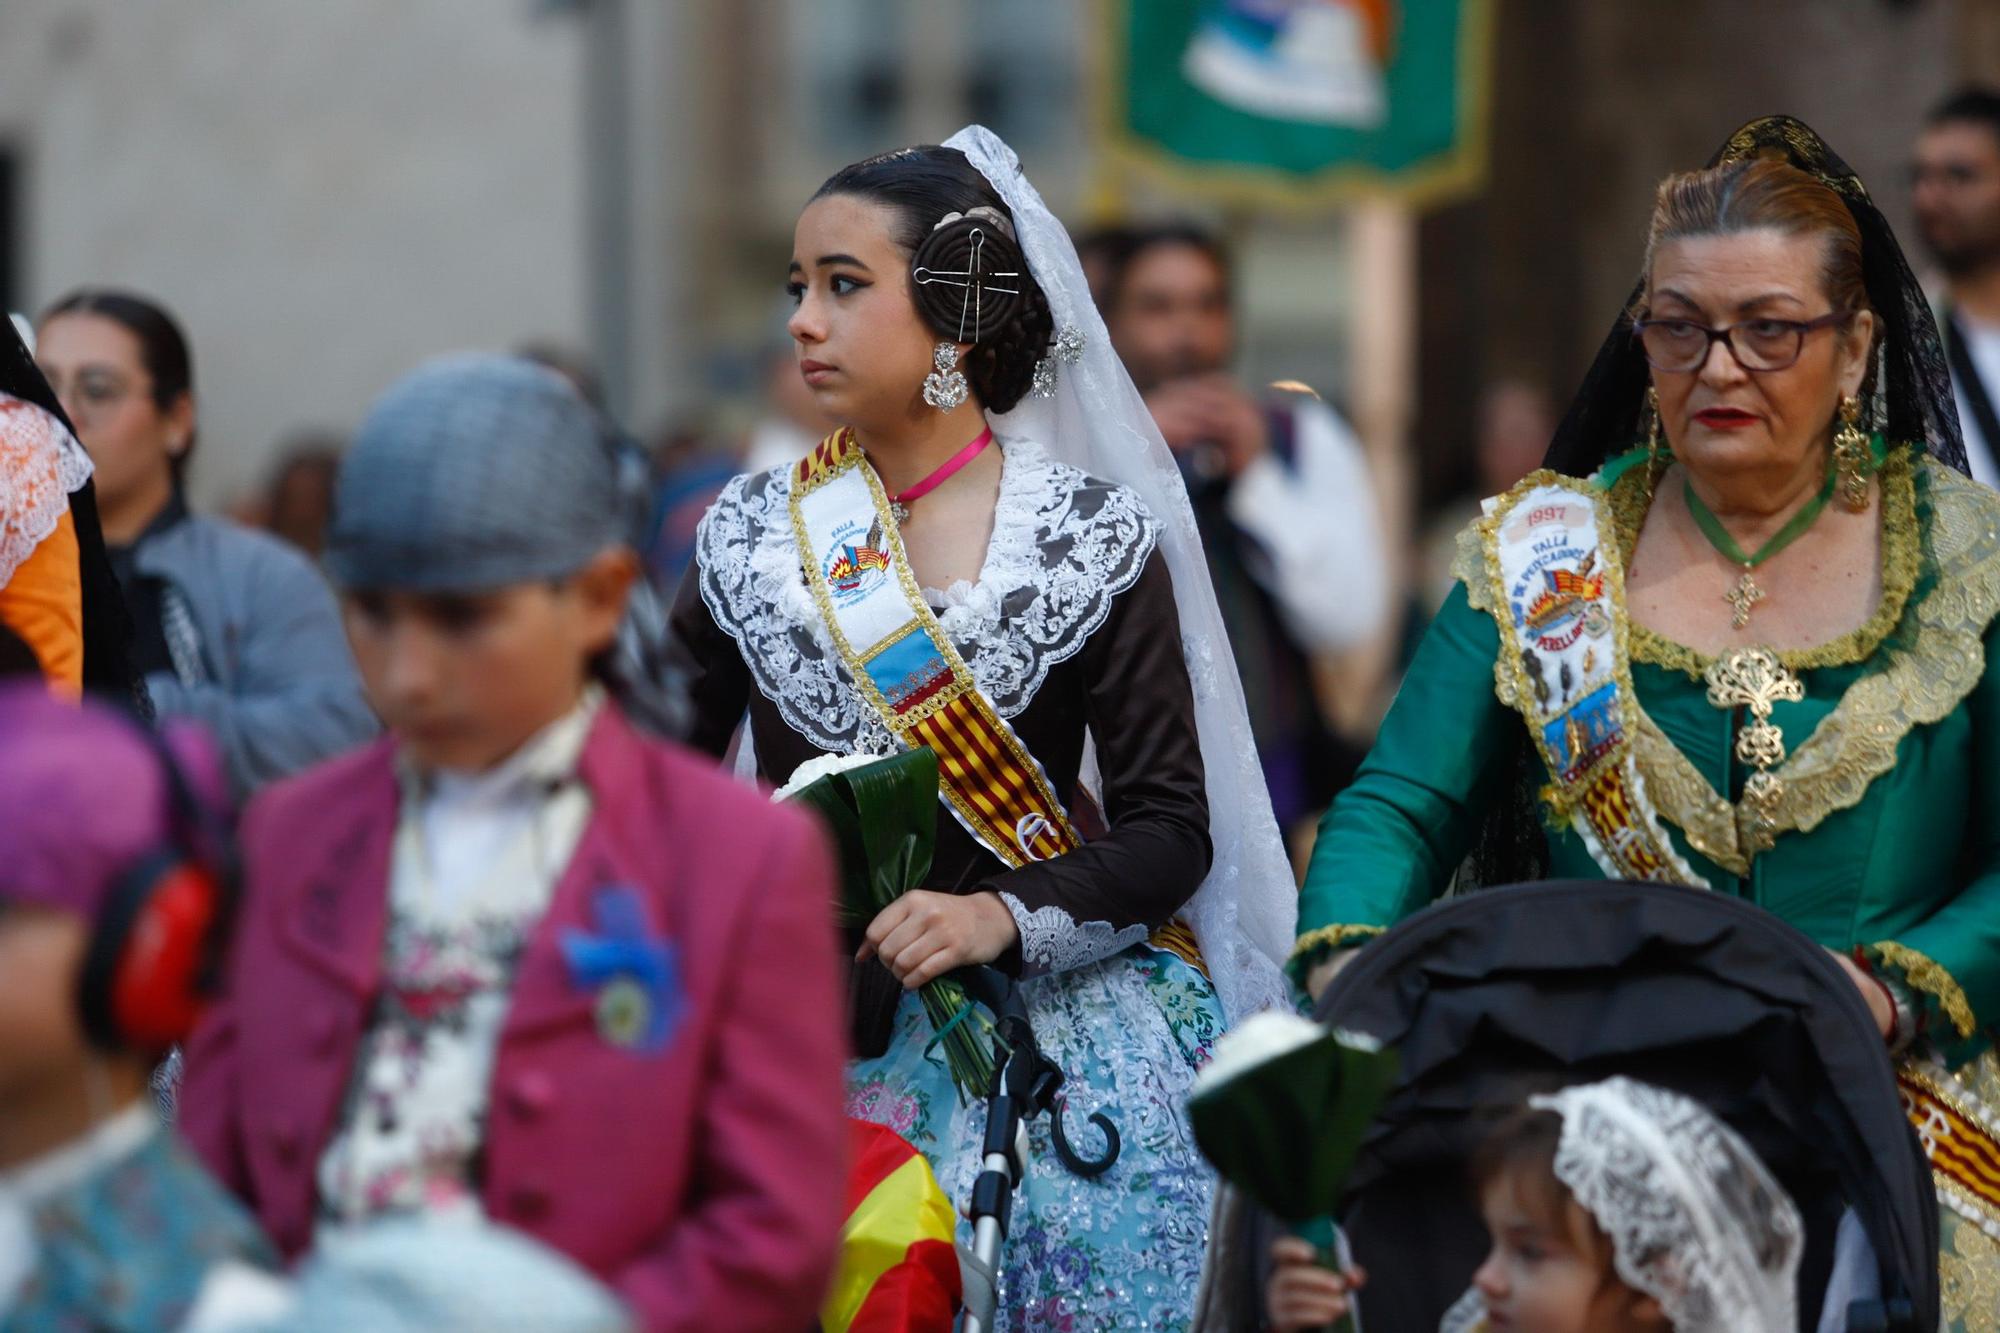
[666,561,754,760]
[974,549,1212,972]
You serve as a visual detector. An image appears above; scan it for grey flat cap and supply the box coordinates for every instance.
[324,353,624,591]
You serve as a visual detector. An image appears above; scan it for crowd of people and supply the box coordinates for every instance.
[3,88,2000,1333]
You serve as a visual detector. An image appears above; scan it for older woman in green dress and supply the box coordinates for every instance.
[1293,117,2000,1328]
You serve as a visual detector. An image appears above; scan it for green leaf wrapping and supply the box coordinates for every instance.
[847,749,939,903]
[783,748,992,1098]
[788,749,938,924]
[789,783,871,925]
[1186,1033,1399,1223]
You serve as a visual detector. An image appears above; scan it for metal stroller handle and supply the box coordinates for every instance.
[1050,1104,1120,1177]
[956,963,1026,1032]
[956,964,1124,1175]
[954,965,1125,1333]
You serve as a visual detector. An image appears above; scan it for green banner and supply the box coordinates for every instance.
[1104,0,1491,207]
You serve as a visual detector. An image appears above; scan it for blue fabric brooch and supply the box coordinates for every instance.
[560,886,683,1054]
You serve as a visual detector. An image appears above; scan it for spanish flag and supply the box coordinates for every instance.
[820,1120,961,1333]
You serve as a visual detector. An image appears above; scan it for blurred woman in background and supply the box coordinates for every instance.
[37,290,374,795]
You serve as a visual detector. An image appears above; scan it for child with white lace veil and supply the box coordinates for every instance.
[1267,1076,1804,1332]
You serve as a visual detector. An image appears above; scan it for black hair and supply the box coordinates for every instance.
[40,289,197,482]
[1075,221,1232,317]
[1927,86,2000,146]
[813,146,1053,414]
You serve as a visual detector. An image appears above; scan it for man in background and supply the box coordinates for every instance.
[1913,86,2000,487]
[1083,222,1389,836]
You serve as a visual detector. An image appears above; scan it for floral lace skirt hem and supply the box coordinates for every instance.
[847,942,1223,1332]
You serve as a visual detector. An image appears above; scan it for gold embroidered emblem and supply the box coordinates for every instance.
[1703,647,1804,852]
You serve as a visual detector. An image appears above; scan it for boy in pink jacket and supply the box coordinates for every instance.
[179,355,848,1332]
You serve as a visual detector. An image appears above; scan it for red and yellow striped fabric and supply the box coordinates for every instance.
[820,1121,960,1333]
[907,701,1078,865]
[1899,1068,2000,1238]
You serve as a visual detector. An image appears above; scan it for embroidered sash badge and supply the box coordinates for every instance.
[791,429,1083,872]
[822,516,893,608]
[1478,473,1702,887]
[791,429,1203,968]
[561,886,682,1054]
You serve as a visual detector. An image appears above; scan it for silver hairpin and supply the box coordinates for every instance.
[913,227,1021,343]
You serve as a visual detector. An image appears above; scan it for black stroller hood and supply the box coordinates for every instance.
[1311,881,1938,1331]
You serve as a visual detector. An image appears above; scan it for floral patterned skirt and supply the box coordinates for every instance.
[847,943,1223,1332]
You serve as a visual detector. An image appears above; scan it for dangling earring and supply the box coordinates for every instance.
[1832,394,1871,511]
[1030,325,1086,399]
[1643,387,1666,495]
[923,342,969,411]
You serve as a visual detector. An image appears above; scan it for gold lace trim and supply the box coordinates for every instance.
[1936,1050,2000,1329]
[1939,1213,2000,1333]
[1604,446,1921,678]
[1876,940,1980,1039]
[1456,471,1702,883]
[1629,718,1746,872]
[1630,462,2000,873]
[1289,923,1385,968]
[1452,459,2000,875]
[1452,517,1492,609]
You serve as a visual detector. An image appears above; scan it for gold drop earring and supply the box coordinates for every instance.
[1643,387,1666,496]
[1832,394,1871,511]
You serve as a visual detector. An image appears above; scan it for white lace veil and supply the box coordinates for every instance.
[1533,1078,1803,1332]
[946,125,1293,1023]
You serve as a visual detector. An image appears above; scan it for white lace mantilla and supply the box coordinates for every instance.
[0,395,93,587]
[1534,1078,1802,1333]
[695,436,1158,756]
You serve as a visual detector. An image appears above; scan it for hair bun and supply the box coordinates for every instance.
[911,211,1028,344]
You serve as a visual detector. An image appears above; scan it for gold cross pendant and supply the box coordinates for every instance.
[1725,569,1764,629]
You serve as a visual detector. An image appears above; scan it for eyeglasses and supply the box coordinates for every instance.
[39,368,150,426]
[1631,311,1851,373]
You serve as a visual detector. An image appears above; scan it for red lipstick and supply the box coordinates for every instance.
[1693,406,1759,430]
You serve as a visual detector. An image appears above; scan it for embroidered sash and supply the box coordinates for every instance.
[1900,1058,2000,1243]
[1476,473,1703,886]
[792,430,1207,974]
[791,429,1085,870]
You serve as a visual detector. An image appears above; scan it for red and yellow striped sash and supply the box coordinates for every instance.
[792,430,1202,969]
[1899,1061,2000,1238]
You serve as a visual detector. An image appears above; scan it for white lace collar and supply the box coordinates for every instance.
[0,394,94,588]
[695,435,1158,756]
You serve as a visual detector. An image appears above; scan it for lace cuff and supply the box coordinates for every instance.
[1866,940,1977,1041]
[998,893,1147,976]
